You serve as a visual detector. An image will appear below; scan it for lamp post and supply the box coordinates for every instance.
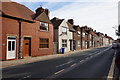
[112,25,120,37]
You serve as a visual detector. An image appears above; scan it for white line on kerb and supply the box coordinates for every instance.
[107,50,116,80]
[54,69,65,75]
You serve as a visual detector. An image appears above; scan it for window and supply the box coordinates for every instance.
[40,38,49,48]
[12,41,15,51]
[62,39,67,47]
[83,32,86,37]
[78,40,81,47]
[90,34,92,39]
[89,41,92,46]
[82,40,85,47]
[62,27,67,34]
[77,31,81,36]
[40,22,49,31]
[8,41,11,51]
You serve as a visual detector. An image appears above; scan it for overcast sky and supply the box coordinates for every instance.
[10,0,119,39]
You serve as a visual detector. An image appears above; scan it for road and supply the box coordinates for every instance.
[2,47,115,80]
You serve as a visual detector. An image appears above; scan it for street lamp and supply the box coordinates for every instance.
[112,25,120,36]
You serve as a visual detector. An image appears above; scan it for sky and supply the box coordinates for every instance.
[10,0,119,39]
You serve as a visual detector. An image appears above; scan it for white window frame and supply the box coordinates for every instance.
[62,26,67,34]
[40,22,49,31]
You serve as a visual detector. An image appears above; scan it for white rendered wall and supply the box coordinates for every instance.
[58,20,73,53]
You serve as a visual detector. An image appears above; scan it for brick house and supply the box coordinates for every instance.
[1,2,53,60]
[81,26,93,49]
[95,32,104,47]
[67,19,82,50]
[91,31,99,48]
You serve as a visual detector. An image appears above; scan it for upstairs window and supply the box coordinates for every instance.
[40,22,49,31]
[82,33,86,37]
[77,31,81,36]
[62,27,67,34]
[90,34,92,39]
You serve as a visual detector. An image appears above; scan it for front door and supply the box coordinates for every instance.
[7,37,16,59]
[23,38,31,57]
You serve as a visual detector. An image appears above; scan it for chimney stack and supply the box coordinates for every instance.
[35,6,50,16]
[45,8,50,16]
[68,19,74,25]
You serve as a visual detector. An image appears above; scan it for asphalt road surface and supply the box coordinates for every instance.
[2,47,115,80]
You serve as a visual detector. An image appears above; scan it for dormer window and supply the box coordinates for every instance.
[62,26,67,34]
[40,22,49,31]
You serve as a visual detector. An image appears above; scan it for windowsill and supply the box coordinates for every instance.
[38,30,49,32]
[38,48,50,50]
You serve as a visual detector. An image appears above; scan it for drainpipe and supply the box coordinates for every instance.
[18,20,23,59]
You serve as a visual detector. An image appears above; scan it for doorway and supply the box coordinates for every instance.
[7,36,16,59]
[23,37,31,57]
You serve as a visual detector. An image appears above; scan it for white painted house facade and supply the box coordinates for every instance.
[51,17,74,53]
[58,19,73,52]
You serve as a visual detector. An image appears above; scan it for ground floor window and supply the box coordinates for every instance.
[40,38,49,48]
[62,39,67,47]
[89,41,92,46]
[82,40,85,47]
[78,40,81,47]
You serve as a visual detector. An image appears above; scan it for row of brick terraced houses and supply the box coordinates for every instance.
[0,2,114,60]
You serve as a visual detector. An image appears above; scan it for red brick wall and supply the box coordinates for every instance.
[2,17,54,60]
[73,31,81,50]
[0,16,2,60]
[2,17,19,60]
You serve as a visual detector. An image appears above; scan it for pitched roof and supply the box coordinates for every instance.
[91,32,98,37]
[1,2,34,21]
[34,12,51,23]
[51,17,64,29]
[67,22,76,32]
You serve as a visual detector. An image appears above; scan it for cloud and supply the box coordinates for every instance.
[50,2,118,39]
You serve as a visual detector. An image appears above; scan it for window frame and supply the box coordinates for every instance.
[78,40,81,47]
[62,26,67,34]
[40,22,49,31]
[39,38,49,48]
[82,32,86,37]
[62,39,67,47]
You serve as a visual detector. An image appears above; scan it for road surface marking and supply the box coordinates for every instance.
[56,60,75,68]
[80,60,84,62]
[70,63,77,67]
[107,50,116,80]
[54,69,65,75]
[22,75,31,79]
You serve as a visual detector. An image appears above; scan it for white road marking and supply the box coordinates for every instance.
[107,50,116,80]
[22,75,31,79]
[54,69,65,75]
[56,60,75,68]
[80,60,84,62]
[70,63,77,67]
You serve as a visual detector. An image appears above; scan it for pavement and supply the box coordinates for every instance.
[1,48,91,68]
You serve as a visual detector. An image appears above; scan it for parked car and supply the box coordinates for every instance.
[112,42,118,49]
